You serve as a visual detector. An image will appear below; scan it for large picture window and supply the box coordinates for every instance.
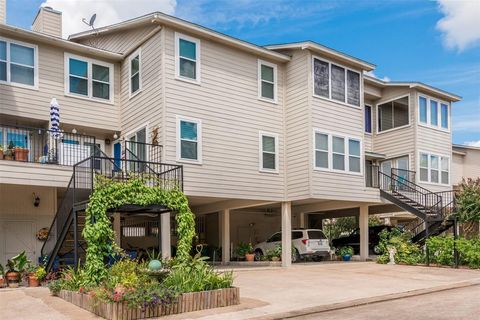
[419,152,449,185]
[377,96,409,132]
[0,38,37,88]
[65,53,113,102]
[313,57,360,107]
[313,130,362,174]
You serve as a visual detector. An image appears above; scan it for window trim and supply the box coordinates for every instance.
[174,32,201,85]
[259,131,279,173]
[313,128,363,176]
[418,151,450,186]
[364,104,372,134]
[418,94,450,133]
[257,59,278,104]
[311,55,362,109]
[128,48,142,99]
[64,53,114,104]
[0,36,39,90]
[375,94,411,135]
[176,115,202,164]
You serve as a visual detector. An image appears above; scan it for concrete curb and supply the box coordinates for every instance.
[249,278,480,320]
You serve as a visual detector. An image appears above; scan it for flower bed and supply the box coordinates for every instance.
[58,287,240,319]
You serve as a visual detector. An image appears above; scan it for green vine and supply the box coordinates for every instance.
[82,175,195,285]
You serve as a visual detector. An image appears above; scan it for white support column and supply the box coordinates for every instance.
[113,212,121,247]
[359,205,369,261]
[299,212,306,228]
[281,201,292,267]
[220,209,230,264]
[161,213,171,259]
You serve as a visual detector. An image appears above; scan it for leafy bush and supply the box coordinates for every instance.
[265,244,282,260]
[426,236,455,266]
[457,238,480,268]
[48,279,63,296]
[456,178,480,223]
[235,242,254,257]
[339,246,354,256]
[376,229,424,265]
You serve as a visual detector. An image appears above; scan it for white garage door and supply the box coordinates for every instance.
[3,221,36,263]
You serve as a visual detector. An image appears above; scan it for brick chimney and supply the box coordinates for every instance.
[32,6,62,38]
[0,0,6,24]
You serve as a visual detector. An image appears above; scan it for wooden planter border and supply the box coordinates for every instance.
[58,287,240,319]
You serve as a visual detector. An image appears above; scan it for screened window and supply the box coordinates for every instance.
[258,60,276,101]
[378,96,409,132]
[419,152,449,185]
[176,33,200,82]
[419,96,427,123]
[260,132,278,172]
[314,132,329,169]
[66,54,113,102]
[177,117,201,162]
[365,105,372,133]
[314,130,362,174]
[0,39,37,87]
[312,57,360,107]
[129,51,141,96]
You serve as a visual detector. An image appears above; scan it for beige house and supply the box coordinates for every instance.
[0,3,468,269]
[452,144,480,185]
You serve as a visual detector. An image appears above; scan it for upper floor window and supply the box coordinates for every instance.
[313,130,362,174]
[175,33,200,84]
[419,95,449,131]
[377,95,409,133]
[312,57,360,107]
[0,38,37,88]
[129,49,141,97]
[259,132,279,173]
[176,116,202,163]
[419,152,449,185]
[365,105,372,133]
[258,60,277,103]
[65,53,113,103]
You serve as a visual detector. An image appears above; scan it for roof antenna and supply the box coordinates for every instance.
[82,13,97,31]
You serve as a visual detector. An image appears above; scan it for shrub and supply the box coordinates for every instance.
[426,236,455,266]
[457,237,480,268]
[377,229,424,265]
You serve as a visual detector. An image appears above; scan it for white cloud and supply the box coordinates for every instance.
[465,140,480,147]
[436,0,480,51]
[363,71,390,82]
[41,0,177,38]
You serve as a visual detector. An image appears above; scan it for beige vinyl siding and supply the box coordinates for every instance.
[372,88,415,171]
[0,161,72,187]
[284,50,310,199]
[76,25,160,54]
[0,39,121,132]
[452,148,480,184]
[120,30,163,142]
[308,52,379,202]
[163,27,285,201]
[452,153,464,185]
[32,11,62,37]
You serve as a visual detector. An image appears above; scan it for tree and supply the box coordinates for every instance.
[456,178,480,237]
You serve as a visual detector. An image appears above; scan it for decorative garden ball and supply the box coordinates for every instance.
[148,259,162,271]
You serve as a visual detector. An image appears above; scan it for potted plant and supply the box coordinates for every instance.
[266,244,282,261]
[28,266,46,287]
[6,251,29,287]
[14,147,29,162]
[0,264,5,288]
[339,246,354,262]
[0,145,4,160]
[236,242,255,262]
[3,142,14,161]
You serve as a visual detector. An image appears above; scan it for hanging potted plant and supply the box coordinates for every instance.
[339,246,354,262]
[6,251,29,288]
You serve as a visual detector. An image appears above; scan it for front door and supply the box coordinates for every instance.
[2,221,36,264]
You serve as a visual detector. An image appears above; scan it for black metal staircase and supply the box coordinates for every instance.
[376,167,456,244]
[40,142,183,272]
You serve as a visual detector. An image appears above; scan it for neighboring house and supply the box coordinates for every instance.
[452,144,480,186]
[0,3,466,268]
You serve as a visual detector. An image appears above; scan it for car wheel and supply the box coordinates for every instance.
[292,248,301,263]
[254,249,263,261]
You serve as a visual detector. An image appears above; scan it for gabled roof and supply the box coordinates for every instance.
[68,12,291,63]
[265,41,376,71]
[364,75,461,102]
[0,23,123,61]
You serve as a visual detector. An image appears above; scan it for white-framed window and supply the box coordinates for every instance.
[377,95,409,133]
[418,95,450,131]
[312,56,361,107]
[313,129,362,174]
[0,37,38,89]
[176,116,202,163]
[258,59,277,103]
[175,32,200,84]
[64,53,114,103]
[364,104,372,133]
[129,49,141,97]
[259,131,279,173]
[419,151,450,185]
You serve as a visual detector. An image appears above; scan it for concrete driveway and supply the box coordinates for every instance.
[1,262,480,320]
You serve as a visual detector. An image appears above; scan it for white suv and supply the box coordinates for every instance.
[254,229,330,262]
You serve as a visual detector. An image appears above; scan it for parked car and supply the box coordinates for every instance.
[331,225,394,255]
[254,229,330,262]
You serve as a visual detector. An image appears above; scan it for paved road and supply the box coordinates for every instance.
[293,284,480,320]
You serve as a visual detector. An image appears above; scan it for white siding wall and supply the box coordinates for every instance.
[163,27,286,201]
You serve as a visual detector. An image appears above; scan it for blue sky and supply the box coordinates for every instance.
[6,0,480,145]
